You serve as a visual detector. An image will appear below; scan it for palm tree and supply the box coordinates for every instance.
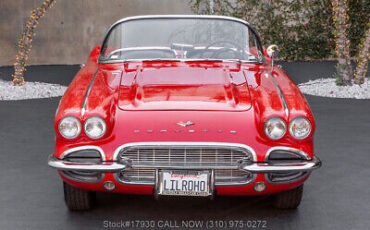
[13,0,56,86]
[331,0,352,85]
[332,0,369,85]
[353,26,370,85]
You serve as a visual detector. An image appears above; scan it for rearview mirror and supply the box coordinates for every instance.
[266,45,280,58]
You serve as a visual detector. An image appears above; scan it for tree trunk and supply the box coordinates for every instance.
[332,0,352,85]
[12,0,56,86]
[354,26,370,85]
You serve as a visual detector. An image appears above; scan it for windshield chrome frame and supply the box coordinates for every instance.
[98,15,266,64]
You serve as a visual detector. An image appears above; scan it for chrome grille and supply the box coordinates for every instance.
[117,168,254,186]
[215,169,254,185]
[115,143,255,185]
[118,145,252,168]
[119,168,155,184]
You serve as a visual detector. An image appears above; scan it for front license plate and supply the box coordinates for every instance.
[158,170,211,197]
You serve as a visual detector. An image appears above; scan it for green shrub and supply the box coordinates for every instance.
[191,0,369,61]
[348,0,370,56]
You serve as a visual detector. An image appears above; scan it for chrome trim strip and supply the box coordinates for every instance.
[81,69,99,116]
[109,15,251,34]
[60,145,106,161]
[267,70,289,117]
[99,58,256,64]
[113,142,257,162]
[264,147,311,161]
[240,156,321,173]
[154,169,160,199]
[48,154,130,172]
[210,170,215,195]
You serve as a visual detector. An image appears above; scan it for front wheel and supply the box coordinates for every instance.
[273,185,303,209]
[63,182,95,211]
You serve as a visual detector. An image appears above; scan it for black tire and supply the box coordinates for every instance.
[63,182,95,211]
[273,185,303,209]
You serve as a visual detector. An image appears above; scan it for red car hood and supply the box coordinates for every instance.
[118,66,252,111]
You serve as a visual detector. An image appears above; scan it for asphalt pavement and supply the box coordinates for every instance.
[0,64,369,230]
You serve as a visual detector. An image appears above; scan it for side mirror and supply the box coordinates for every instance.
[266,45,280,68]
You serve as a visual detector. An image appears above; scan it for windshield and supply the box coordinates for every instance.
[100,17,263,63]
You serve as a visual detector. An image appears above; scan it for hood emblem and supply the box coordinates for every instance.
[176,121,194,127]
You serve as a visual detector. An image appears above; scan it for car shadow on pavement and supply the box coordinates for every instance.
[91,192,297,218]
[61,192,301,230]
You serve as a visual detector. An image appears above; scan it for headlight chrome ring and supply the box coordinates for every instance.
[264,117,287,140]
[289,117,312,139]
[84,116,107,139]
[58,116,82,139]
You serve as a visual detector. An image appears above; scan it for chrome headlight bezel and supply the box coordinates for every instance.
[289,117,312,139]
[264,117,287,140]
[58,116,82,139]
[84,116,107,139]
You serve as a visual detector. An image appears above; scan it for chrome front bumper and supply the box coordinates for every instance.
[48,154,321,173]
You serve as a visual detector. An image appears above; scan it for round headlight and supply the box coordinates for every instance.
[289,117,312,139]
[264,117,287,140]
[58,116,81,139]
[84,116,107,139]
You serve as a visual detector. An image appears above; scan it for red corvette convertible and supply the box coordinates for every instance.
[48,15,321,211]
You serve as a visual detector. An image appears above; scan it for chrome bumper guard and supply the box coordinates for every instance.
[48,154,321,173]
[47,154,131,172]
[240,156,321,173]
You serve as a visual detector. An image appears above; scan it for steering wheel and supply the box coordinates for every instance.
[201,41,244,59]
